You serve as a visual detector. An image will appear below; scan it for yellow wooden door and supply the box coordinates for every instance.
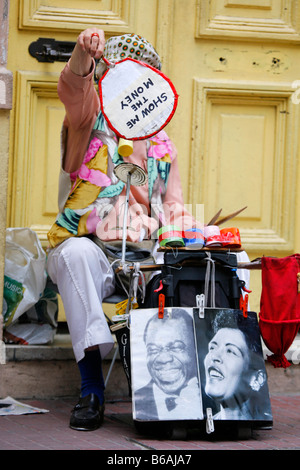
[7,0,300,315]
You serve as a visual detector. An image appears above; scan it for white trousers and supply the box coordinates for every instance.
[47,237,115,362]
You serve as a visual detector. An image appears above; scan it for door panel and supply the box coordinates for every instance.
[19,0,136,34]
[189,79,298,252]
[196,0,300,42]
[9,71,63,244]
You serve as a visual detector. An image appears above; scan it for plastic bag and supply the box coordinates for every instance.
[4,286,59,345]
[2,228,47,327]
[4,323,56,345]
[21,286,58,328]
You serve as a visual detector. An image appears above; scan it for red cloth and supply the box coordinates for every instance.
[259,254,300,368]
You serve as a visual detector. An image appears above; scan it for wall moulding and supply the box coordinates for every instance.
[196,0,300,42]
[189,78,299,253]
[19,0,135,33]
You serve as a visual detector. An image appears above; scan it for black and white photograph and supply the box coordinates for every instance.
[130,307,203,422]
[194,309,273,423]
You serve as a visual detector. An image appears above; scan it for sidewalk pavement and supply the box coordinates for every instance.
[0,394,299,452]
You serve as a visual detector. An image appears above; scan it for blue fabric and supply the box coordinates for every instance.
[77,349,105,403]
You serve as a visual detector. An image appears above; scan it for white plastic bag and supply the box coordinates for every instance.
[2,228,47,327]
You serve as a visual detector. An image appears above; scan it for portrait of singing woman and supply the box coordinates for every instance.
[196,309,272,422]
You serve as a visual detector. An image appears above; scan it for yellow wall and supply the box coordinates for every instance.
[0,0,13,345]
[6,0,300,316]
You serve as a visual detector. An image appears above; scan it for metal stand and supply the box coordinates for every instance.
[113,163,147,269]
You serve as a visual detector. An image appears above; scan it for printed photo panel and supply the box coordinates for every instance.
[194,308,273,423]
[130,306,273,424]
[130,307,203,422]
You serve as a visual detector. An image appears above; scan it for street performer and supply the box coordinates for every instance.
[46,28,197,431]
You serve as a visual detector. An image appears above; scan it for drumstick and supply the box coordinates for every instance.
[215,206,247,226]
[207,208,222,226]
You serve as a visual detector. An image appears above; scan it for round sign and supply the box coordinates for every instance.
[99,58,178,140]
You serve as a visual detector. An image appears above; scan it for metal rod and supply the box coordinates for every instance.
[121,172,132,264]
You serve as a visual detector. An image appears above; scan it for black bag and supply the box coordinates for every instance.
[141,250,243,309]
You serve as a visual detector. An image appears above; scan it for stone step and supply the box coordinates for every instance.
[1,333,299,400]
[1,333,130,400]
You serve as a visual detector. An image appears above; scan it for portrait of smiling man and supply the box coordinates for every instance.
[131,308,203,421]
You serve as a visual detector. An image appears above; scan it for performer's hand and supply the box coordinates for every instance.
[70,28,105,76]
[77,28,105,59]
